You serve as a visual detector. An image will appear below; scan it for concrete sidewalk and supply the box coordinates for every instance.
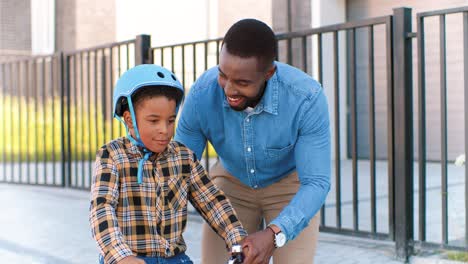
[0,184,462,264]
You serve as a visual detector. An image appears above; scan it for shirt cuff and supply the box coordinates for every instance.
[225,227,248,249]
[104,242,134,264]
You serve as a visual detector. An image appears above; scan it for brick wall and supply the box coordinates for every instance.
[55,0,116,52]
[0,0,31,54]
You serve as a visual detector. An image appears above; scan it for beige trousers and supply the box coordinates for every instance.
[201,161,320,264]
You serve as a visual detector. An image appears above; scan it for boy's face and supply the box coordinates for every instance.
[123,96,176,153]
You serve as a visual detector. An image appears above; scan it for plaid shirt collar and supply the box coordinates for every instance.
[123,136,177,161]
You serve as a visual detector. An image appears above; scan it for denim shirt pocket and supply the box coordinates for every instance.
[264,143,295,161]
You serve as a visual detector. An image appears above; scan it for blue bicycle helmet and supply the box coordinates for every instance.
[112,64,184,184]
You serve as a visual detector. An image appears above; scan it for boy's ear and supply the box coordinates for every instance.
[122,111,133,128]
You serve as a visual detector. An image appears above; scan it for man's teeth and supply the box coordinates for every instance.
[228,97,240,102]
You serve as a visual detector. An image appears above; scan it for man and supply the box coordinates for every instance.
[175,18,330,264]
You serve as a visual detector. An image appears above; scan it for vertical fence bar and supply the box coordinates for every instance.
[109,48,114,152]
[417,14,427,242]
[318,34,323,84]
[52,56,57,184]
[439,14,448,245]
[368,25,377,234]
[17,61,22,183]
[464,11,468,248]
[59,53,65,186]
[393,7,414,261]
[317,33,326,226]
[171,46,175,73]
[1,64,6,182]
[7,63,13,182]
[192,44,196,82]
[386,15,395,241]
[100,50,107,147]
[117,46,123,137]
[94,51,99,155]
[87,51,92,186]
[9,63,14,182]
[302,36,308,73]
[74,55,79,187]
[42,58,47,184]
[350,28,359,231]
[80,52,86,188]
[160,48,164,67]
[65,55,72,187]
[25,61,31,183]
[182,45,185,94]
[216,40,220,65]
[60,52,71,187]
[33,60,39,184]
[135,35,152,65]
[333,31,342,229]
[203,42,210,172]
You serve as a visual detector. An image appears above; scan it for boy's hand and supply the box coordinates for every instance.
[117,256,146,264]
[241,229,275,264]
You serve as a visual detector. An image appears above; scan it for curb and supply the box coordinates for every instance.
[410,256,467,264]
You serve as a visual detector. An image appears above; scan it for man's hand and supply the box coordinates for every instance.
[241,229,275,264]
[117,256,146,264]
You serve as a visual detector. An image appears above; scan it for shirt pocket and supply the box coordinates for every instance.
[163,176,188,212]
[264,143,295,161]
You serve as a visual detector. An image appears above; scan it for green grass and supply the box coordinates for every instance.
[0,95,217,162]
[447,251,468,262]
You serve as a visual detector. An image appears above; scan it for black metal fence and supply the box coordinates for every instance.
[411,6,468,253]
[0,6,467,261]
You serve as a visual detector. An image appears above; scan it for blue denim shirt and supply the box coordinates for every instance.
[175,62,331,241]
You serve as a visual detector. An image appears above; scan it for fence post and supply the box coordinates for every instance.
[392,7,414,262]
[59,52,71,188]
[135,35,152,65]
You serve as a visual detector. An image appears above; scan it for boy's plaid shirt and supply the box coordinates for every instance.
[89,137,247,264]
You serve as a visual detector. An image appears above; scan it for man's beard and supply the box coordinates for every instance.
[228,83,266,111]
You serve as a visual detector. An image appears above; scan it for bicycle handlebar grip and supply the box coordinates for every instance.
[227,244,244,264]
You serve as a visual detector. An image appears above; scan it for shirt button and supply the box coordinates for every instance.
[247,147,251,152]
[254,185,258,188]
[250,169,255,173]
[246,118,250,122]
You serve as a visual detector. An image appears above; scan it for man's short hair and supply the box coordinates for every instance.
[222,19,277,70]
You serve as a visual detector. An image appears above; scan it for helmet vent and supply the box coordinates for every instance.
[171,74,177,81]
[157,71,165,78]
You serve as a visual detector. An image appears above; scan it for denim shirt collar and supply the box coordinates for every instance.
[222,63,279,115]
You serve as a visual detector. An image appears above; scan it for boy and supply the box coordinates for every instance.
[89,64,247,264]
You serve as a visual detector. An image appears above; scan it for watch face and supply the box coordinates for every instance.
[276,232,287,247]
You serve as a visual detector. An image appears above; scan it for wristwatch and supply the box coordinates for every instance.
[267,225,287,248]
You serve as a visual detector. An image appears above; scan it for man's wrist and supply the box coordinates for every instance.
[267,224,281,234]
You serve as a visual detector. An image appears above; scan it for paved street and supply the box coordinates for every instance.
[0,183,410,264]
[1,158,465,245]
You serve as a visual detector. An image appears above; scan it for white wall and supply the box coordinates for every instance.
[312,0,347,160]
[115,0,218,47]
[31,0,55,54]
